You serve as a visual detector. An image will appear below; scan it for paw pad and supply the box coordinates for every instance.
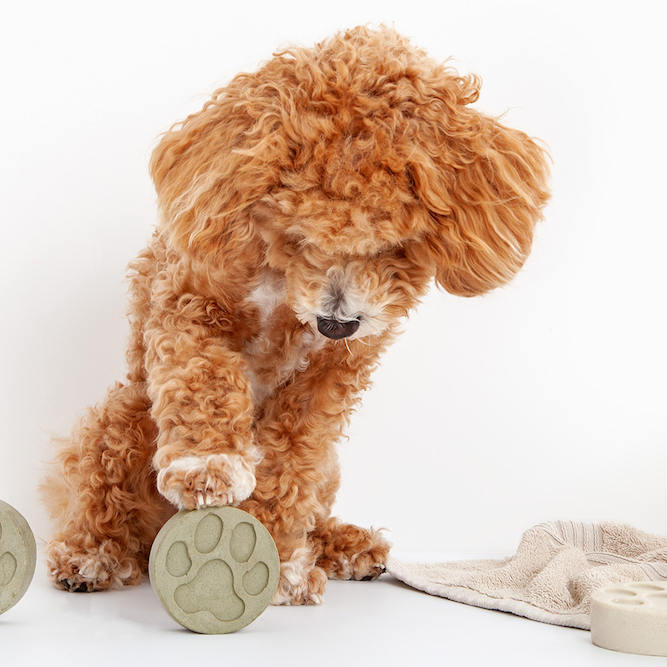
[0,500,36,615]
[149,506,279,633]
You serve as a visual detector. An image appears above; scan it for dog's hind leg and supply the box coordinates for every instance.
[41,382,174,591]
[311,517,391,581]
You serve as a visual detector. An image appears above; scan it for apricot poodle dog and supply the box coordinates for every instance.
[42,26,550,604]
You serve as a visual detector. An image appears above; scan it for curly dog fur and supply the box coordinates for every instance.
[41,26,550,604]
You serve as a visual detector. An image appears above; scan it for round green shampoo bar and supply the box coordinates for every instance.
[149,506,280,634]
[0,500,36,615]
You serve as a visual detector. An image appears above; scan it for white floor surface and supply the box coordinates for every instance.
[2,553,658,666]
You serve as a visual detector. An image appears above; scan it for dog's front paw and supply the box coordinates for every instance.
[157,453,257,510]
[271,548,328,606]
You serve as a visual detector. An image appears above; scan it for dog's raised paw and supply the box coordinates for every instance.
[0,500,36,615]
[149,506,279,633]
[156,454,258,511]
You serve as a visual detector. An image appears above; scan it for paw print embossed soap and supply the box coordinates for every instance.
[149,507,280,633]
[591,582,667,656]
[0,500,36,615]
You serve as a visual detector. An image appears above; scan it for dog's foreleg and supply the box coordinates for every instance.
[145,296,259,511]
[240,338,386,604]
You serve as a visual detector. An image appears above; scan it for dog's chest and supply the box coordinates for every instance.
[241,274,323,403]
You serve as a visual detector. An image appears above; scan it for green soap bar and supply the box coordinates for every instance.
[0,500,36,615]
[149,506,280,634]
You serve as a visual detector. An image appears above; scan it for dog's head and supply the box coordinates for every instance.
[150,26,550,340]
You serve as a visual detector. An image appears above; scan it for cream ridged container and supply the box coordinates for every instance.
[591,582,667,656]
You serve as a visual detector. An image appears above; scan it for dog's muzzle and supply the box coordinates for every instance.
[316,316,360,340]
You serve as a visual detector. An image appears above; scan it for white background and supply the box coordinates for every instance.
[1,0,666,564]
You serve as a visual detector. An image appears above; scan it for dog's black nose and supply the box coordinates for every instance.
[316,316,360,340]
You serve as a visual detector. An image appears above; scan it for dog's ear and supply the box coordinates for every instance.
[150,77,282,264]
[408,72,551,297]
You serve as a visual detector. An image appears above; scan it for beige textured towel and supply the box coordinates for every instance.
[386,521,667,629]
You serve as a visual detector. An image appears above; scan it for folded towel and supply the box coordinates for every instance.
[386,521,667,629]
